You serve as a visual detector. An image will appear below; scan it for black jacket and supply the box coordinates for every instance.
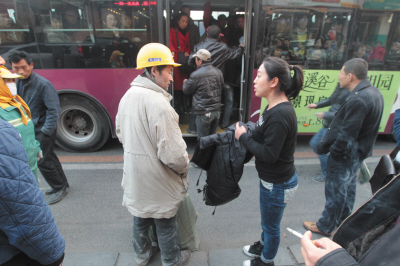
[315,84,350,128]
[316,79,383,161]
[191,122,255,206]
[188,38,244,73]
[17,72,60,136]
[316,174,400,266]
[182,62,224,115]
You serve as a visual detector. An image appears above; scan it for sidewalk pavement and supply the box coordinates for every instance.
[63,245,305,266]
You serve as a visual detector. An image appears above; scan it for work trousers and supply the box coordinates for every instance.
[133,215,180,266]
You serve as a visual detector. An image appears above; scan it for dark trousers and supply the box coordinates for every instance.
[195,111,220,139]
[35,130,69,191]
[133,215,180,265]
[221,84,234,128]
[2,252,64,266]
[317,155,361,233]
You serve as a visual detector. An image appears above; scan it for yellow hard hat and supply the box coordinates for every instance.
[0,67,23,79]
[136,43,181,69]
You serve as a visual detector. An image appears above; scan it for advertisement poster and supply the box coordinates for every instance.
[258,70,400,133]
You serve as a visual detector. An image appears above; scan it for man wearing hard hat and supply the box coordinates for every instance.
[116,43,191,266]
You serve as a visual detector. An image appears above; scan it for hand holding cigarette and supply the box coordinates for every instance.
[300,230,342,266]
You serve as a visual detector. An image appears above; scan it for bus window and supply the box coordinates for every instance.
[0,1,33,45]
[386,16,400,70]
[88,0,159,68]
[351,12,392,70]
[322,12,352,70]
[33,1,91,69]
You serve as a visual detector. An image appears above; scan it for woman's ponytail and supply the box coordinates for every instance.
[286,65,303,100]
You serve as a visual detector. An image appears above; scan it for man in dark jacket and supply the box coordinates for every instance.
[0,118,65,266]
[304,58,384,236]
[189,25,244,129]
[301,171,400,266]
[9,51,69,205]
[183,49,224,138]
[307,84,350,182]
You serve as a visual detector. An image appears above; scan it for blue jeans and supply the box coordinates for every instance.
[221,84,234,128]
[317,155,361,233]
[196,111,220,139]
[309,127,329,177]
[259,173,298,263]
[133,216,180,266]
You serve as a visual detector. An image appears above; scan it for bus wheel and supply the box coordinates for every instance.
[56,95,110,152]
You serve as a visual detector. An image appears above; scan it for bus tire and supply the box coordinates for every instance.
[56,94,110,152]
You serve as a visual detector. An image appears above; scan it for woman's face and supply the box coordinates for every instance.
[178,15,189,30]
[121,14,132,28]
[254,64,275,98]
[106,14,117,29]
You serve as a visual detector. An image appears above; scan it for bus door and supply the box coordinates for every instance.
[164,0,254,136]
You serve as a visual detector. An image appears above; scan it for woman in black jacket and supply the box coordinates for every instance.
[235,57,303,266]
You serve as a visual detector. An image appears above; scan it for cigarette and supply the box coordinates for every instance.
[287,227,304,238]
[287,228,317,246]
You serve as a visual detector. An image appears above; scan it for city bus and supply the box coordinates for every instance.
[1,0,399,152]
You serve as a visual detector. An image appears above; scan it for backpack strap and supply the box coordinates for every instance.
[174,28,181,49]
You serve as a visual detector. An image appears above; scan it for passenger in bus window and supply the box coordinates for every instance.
[105,36,125,63]
[119,13,140,44]
[327,20,343,42]
[271,48,283,58]
[280,40,292,60]
[61,5,87,42]
[109,50,125,68]
[273,18,288,39]
[367,41,385,62]
[387,40,400,61]
[87,45,111,68]
[47,16,73,44]
[307,38,323,59]
[293,42,306,60]
[0,4,25,44]
[291,15,309,43]
[101,12,119,39]
[352,45,368,60]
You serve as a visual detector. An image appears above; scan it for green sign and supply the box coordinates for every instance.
[363,0,400,10]
[260,70,400,133]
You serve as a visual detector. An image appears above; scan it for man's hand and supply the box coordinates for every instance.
[183,79,188,83]
[301,231,342,266]
[239,43,245,48]
[235,122,247,140]
[307,103,317,110]
[185,52,190,56]
[171,51,175,57]
[315,113,324,119]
